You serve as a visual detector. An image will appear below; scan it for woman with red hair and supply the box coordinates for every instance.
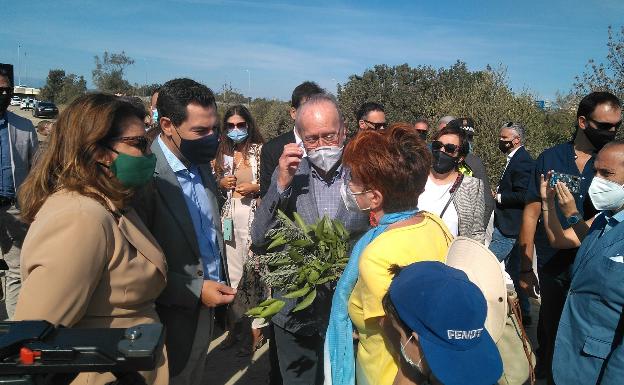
[325,123,453,385]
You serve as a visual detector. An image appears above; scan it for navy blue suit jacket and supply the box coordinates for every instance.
[494,146,534,236]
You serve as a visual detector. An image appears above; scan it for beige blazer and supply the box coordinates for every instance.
[14,190,168,385]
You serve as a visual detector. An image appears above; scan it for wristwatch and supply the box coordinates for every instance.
[566,213,581,226]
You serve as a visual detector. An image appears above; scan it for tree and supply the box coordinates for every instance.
[132,83,162,98]
[57,74,87,104]
[216,83,248,105]
[574,25,624,101]
[338,62,574,185]
[92,51,135,94]
[250,98,292,140]
[40,69,66,102]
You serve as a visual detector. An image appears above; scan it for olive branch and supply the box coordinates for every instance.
[246,210,350,320]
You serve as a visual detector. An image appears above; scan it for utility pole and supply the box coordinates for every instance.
[17,44,21,86]
[245,69,251,107]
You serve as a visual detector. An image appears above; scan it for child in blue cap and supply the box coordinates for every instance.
[380,261,503,385]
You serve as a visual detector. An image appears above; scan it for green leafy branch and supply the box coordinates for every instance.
[246,210,350,320]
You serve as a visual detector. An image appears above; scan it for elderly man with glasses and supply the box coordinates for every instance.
[252,93,369,385]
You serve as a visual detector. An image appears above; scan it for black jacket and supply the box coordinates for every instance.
[494,146,535,236]
[259,130,295,198]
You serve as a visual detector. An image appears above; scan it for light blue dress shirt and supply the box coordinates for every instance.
[158,137,222,282]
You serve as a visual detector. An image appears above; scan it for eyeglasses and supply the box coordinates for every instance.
[431,140,459,154]
[111,136,150,153]
[587,117,622,131]
[226,122,248,130]
[363,120,386,131]
[302,132,340,146]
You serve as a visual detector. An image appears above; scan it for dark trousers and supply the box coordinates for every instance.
[273,324,324,385]
[536,269,569,385]
[269,323,283,385]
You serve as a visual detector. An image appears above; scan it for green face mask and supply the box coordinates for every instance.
[109,152,157,188]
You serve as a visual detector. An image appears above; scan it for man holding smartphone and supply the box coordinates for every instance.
[518,91,621,382]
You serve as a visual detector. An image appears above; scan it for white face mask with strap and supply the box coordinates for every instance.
[307,145,343,173]
[589,176,624,212]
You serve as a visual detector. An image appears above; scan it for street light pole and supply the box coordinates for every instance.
[17,44,21,86]
[245,69,251,107]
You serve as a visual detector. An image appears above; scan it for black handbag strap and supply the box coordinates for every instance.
[439,174,464,218]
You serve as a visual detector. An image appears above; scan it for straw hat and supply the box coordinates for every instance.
[445,236,508,343]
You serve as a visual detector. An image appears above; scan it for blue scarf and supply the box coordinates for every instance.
[325,209,419,385]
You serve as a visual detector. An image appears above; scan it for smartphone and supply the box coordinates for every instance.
[549,172,581,194]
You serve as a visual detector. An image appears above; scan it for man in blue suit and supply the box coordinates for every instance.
[489,122,535,321]
[550,136,624,385]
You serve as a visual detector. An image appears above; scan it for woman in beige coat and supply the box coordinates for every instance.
[14,93,168,385]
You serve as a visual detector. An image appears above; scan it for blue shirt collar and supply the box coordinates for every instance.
[606,209,624,224]
[157,135,188,174]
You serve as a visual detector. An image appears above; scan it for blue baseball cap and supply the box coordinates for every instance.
[389,261,503,385]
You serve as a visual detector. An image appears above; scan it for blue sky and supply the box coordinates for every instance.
[2,0,623,101]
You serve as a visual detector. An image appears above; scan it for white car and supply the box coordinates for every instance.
[20,98,34,110]
[10,96,21,106]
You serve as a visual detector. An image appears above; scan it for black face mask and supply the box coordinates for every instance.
[432,150,459,174]
[175,128,219,165]
[0,94,10,114]
[498,140,513,154]
[583,124,616,151]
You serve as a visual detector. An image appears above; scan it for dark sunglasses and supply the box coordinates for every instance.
[111,136,150,153]
[587,117,622,131]
[363,119,386,130]
[226,122,248,130]
[432,140,459,154]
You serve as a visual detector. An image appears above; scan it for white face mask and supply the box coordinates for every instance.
[589,176,624,211]
[307,145,343,173]
[340,182,371,212]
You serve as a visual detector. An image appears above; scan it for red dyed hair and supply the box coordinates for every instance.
[344,122,431,213]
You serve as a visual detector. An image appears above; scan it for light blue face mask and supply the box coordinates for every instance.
[227,128,248,143]
[151,108,159,123]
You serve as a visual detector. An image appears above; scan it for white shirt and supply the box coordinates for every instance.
[497,145,523,203]
[293,126,307,157]
[418,176,459,236]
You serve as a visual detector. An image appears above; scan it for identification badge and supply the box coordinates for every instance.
[223,217,233,241]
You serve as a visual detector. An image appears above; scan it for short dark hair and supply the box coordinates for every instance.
[356,102,385,122]
[414,117,429,126]
[157,78,216,126]
[0,64,13,87]
[118,96,148,119]
[291,81,324,109]
[432,124,470,158]
[577,91,621,119]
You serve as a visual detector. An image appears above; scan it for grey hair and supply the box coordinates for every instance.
[295,93,344,134]
[502,122,526,143]
[437,115,456,129]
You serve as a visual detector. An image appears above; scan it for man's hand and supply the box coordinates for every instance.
[519,271,540,299]
[200,280,237,307]
[219,175,237,190]
[555,181,579,218]
[539,172,556,202]
[235,182,259,197]
[277,143,304,191]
